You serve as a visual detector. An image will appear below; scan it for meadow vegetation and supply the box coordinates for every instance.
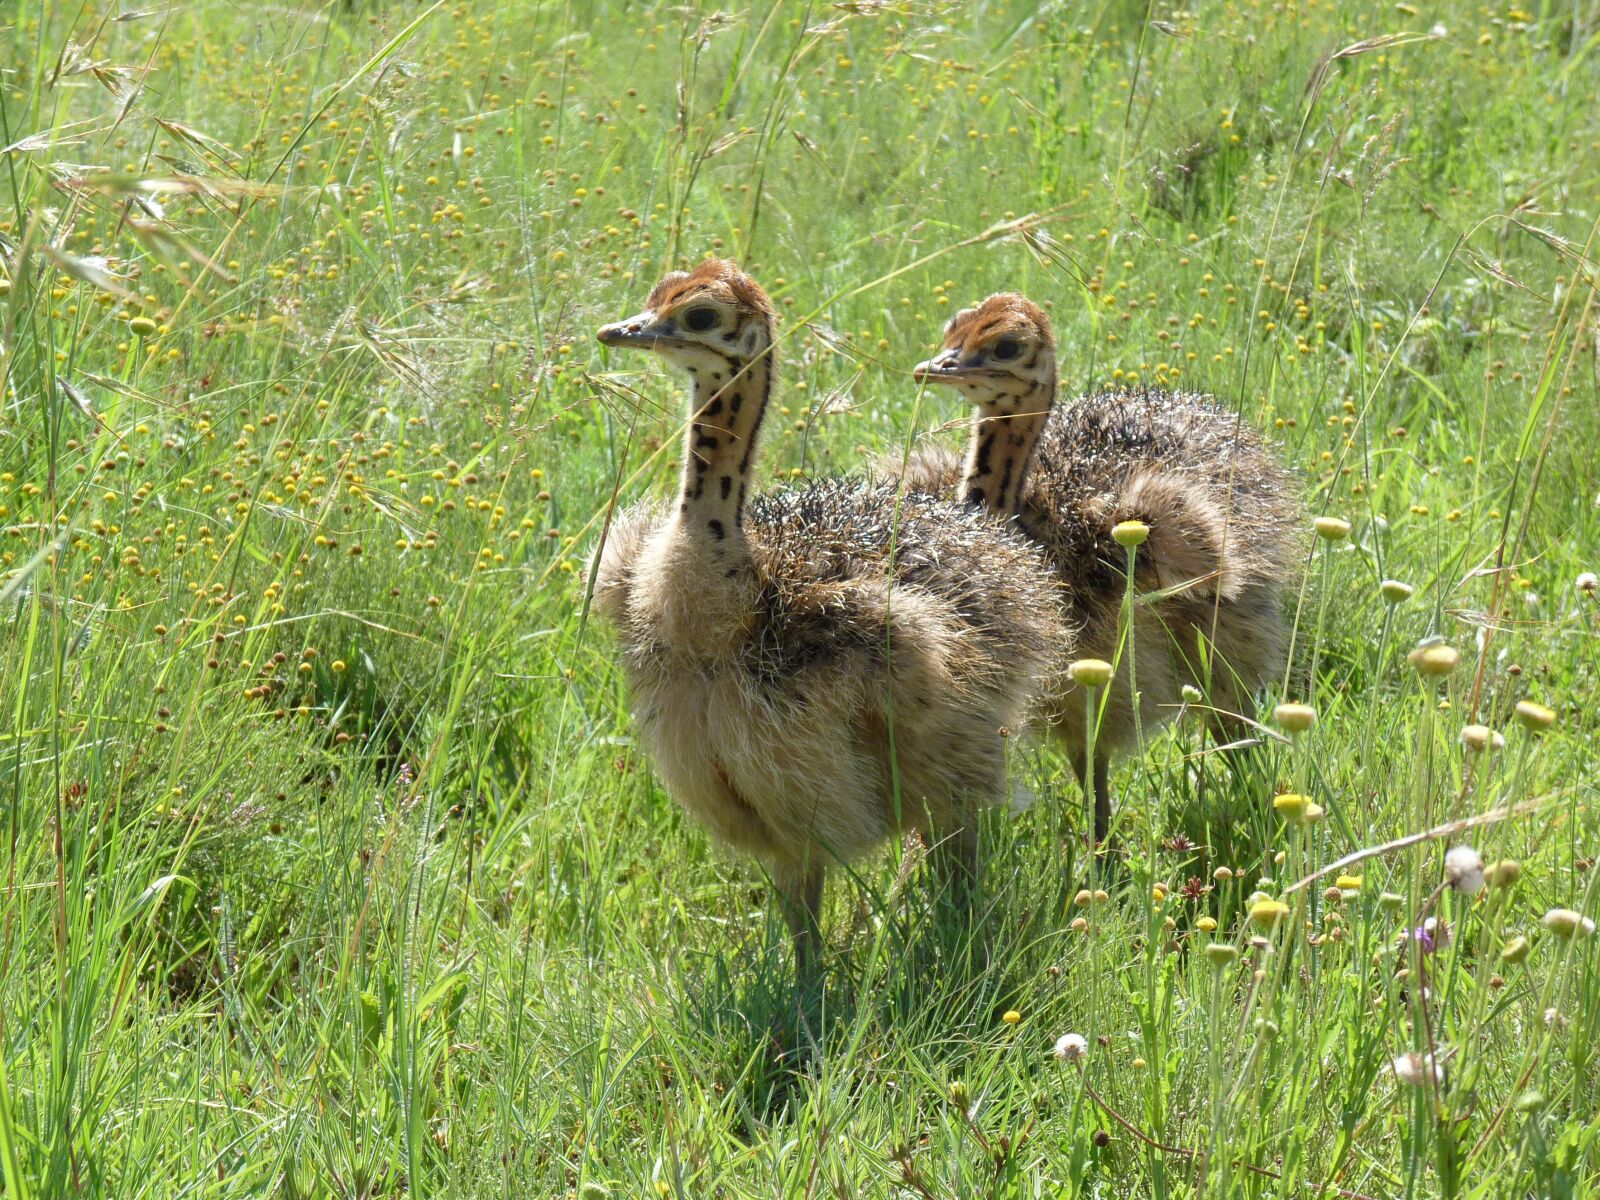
[1,0,1597,1195]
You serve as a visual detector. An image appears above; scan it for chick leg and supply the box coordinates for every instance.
[929,821,980,913]
[1068,749,1114,846]
[774,863,825,990]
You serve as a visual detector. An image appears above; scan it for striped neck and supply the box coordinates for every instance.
[962,375,1054,515]
[674,347,773,547]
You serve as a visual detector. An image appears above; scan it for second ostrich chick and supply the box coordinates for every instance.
[904,293,1302,843]
[590,262,1065,983]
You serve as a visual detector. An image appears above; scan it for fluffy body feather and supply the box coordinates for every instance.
[594,478,1062,866]
[900,389,1300,752]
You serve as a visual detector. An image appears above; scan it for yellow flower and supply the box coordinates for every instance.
[1249,899,1291,929]
[1272,793,1318,824]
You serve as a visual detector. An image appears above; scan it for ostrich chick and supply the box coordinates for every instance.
[905,293,1302,843]
[590,262,1065,982]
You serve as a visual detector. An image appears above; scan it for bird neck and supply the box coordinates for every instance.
[962,375,1055,515]
[673,346,773,549]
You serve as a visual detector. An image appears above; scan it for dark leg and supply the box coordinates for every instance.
[1093,754,1112,847]
[775,864,825,992]
[928,820,988,974]
[1068,750,1115,847]
[929,822,980,913]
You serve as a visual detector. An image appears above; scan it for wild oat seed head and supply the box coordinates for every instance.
[1112,519,1150,547]
[1459,724,1505,752]
[1272,702,1317,734]
[1514,700,1556,731]
[1542,908,1596,938]
[1409,642,1460,677]
[1068,658,1114,687]
[1444,846,1485,895]
[1380,578,1415,604]
[1313,515,1351,541]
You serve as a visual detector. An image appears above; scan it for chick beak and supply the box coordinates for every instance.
[913,350,966,383]
[597,311,665,348]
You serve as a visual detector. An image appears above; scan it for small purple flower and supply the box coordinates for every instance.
[1398,916,1449,956]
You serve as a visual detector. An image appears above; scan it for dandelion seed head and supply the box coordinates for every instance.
[1053,1033,1088,1063]
[1444,845,1485,894]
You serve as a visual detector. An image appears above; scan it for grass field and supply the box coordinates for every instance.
[3,0,1599,1195]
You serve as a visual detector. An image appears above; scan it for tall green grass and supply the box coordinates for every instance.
[2,1,1597,1195]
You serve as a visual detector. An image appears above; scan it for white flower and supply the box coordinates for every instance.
[1445,846,1485,895]
[1577,571,1597,595]
[1392,1051,1443,1087]
[1053,1033,1088,1063]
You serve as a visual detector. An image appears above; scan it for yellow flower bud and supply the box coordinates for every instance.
[1068,658,1114,687]
[1514,700,1556,731]
[1112,519,1150,547]
[1313,516,1351,541]
[1272,703,1316,734]
[1409,643,1460,677]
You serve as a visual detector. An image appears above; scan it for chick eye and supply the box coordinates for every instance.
[683,306,718,332]
[991,337,1021,361]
